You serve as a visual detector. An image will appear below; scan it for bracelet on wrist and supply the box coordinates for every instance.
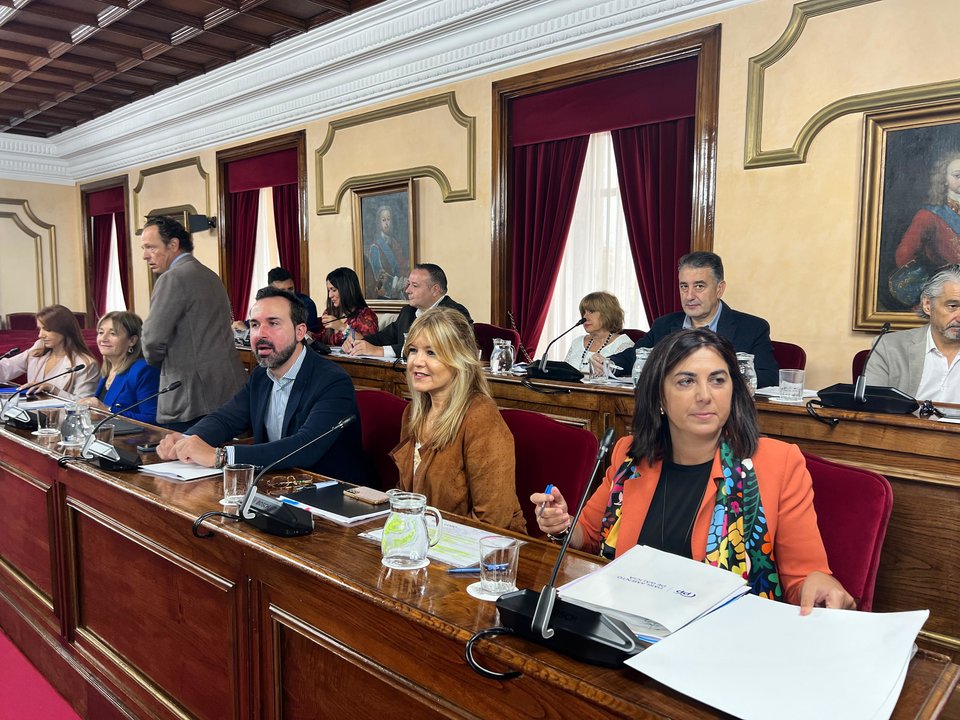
[546,527,570,544]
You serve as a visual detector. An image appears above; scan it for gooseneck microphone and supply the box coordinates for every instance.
[853,321,891,403]
[538,318,586,372]
[1,363,86,424]
[81,381,182,469]
[467,428,641,675]
[0,347,20,360]
[192,414,356,539]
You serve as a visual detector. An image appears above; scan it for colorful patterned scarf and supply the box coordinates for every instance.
[597,438,782,599]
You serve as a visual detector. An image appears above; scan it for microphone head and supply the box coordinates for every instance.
[163,380,183,392]
[575,317,587,326]
[337,414,356,429]
[3,347,20,358]
[880,321,891,333]
[71,363,85,371]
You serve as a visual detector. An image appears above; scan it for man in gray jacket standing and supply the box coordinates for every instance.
[141,216,246,430]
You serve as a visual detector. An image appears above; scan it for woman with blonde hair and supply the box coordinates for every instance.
[563,291,634,374]
[78,311,160,424]
[0,305,98,397]
[391,307,526,532]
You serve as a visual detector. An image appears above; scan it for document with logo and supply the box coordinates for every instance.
[558,545,749,639]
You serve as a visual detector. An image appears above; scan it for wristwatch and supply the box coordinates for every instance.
[214,446,227,469]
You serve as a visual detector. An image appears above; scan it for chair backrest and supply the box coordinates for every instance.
[771,340,806,370]
[500,408,600,537]
[621,328,646,343]
[73,312,88,329]
[473,322,522,361]
[802,451,892,611]
[6,313,37,331]
[355,389,409,491]
[851,349,869,383]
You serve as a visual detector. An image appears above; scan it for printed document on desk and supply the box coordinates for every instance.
[361,519,519,568]
[558,545,749,639]
[626,593,929,720]
[140,462,220,482]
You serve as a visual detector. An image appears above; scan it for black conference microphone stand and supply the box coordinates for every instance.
[466,429,640,678]
[0,347,20,360]
[814,321,918,417]
[78,381,182,470]
[192,415,356,539]
[1,363,86,427]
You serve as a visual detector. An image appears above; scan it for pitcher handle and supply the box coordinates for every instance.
[425,506,443,547]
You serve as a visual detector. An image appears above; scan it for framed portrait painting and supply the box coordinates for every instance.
[352,179,418,312]
[855,101,960,330]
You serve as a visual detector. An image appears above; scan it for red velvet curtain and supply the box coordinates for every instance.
[509,136,589,354]
[114,212,130,307]
[612,118,694,323]
[91,215,114,317]
[228,189,260,319]
[272,183,300,281]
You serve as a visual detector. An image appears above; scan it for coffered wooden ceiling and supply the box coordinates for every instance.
[0,0,386,138]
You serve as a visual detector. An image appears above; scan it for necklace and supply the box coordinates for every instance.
[580,332,613,369]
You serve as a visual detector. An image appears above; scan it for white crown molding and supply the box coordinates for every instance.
[0,0,753,184]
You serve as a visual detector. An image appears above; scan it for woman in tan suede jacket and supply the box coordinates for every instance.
[390,308,526,533]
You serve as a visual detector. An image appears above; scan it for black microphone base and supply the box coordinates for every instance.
[526,361,582,382]
[3,410,44,431]
[817,384,918,414]
[496,589,642,667]
[242,504,314,537]
[96,452,143,472]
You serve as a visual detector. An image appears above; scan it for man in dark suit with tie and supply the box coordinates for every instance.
[601,252,780,388]
[157,287,365,484]
[345,263,472,358]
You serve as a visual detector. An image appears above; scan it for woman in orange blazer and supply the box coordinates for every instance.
[533,328,853,612]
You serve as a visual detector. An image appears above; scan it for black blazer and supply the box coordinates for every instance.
[362,296,473,356]
[608,303,780,389]
[186,345,366,484]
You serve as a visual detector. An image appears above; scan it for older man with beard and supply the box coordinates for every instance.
[157,287,365,483]
[866,264,960,403]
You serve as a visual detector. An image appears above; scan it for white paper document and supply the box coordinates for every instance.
[626,594,928,720]
[140,461,221,482]
[20,398,68,409]
[559,545,749,639]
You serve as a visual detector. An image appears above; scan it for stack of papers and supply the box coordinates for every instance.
[140,462,221,481]
[361,518,518,567]
[559,545,749,641]
[626,594,928,720]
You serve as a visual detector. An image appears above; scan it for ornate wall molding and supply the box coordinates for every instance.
[315,92,475,215]
[131,158,211,234]
[741,0,945,168]
[0,198,59,307]
[0,0,749,184]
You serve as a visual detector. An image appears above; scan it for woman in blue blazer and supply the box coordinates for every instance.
[79,311,160,424]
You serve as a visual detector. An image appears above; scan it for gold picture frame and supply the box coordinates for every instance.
[855,101,960,330]
[351,179,417,314]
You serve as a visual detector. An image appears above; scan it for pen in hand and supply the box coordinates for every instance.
[538,484,555,518]
[447,563,508,574]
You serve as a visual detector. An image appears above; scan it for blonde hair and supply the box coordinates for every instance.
[403,307,488,450]
[578,291,625,334]
[98,311,144,377]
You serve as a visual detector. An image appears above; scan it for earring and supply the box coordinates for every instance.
[659,406,664,415]
[127,346,134,354]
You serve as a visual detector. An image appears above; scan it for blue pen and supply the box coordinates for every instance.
[447,563,508,574]
[279,497,318,514]
[538,484,555,517]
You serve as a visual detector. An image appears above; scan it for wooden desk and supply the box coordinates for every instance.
[312,352,960,662]
[1,423,957,718]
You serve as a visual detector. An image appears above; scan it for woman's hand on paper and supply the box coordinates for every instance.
[799,571,856,615]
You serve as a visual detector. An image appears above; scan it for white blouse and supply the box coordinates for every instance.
[0,340,99,398]
[562,333,634,373]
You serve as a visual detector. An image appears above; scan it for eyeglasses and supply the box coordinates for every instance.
[262,474,313,492]
[918,400,944,419]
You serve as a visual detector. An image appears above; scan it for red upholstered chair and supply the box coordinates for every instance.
[6,313,37,331]
[803,451,893,612]
[771,340,806,370]
[622,328,646,343]
[355,389,409,491]
[473,322,521,361]
[73,312,88,329]
[852,349,869,383]
[500,408,600,537]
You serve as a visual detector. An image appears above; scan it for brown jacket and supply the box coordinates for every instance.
[391,394,526,533]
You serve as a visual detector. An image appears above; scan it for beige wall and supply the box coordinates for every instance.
[48,0,954,387]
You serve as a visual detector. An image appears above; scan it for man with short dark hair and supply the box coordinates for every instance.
[233,266,320,333]
[141,216,246,430]
[157,287,365,483]
[345,263,472,358]
[866,264,960,402]
[603,251,779,388]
